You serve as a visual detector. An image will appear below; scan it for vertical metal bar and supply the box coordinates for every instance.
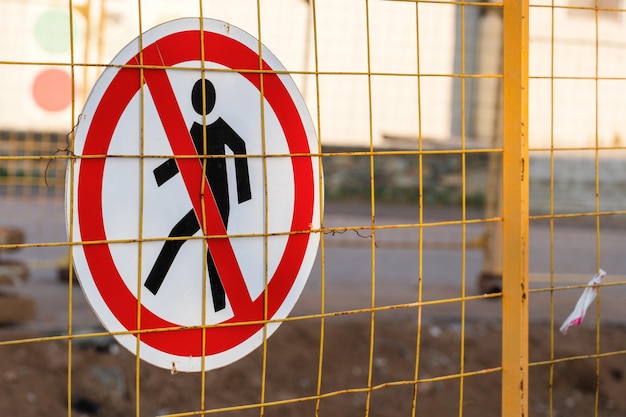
[67,2,77,416]
[592,2,602,416]
[255,2,271,416]
[411,2,425,416]
[501,0,529,415]
[548,2,556,416]
[364,2,377,416]
[458,3,467,416]
[134,2,145,416]
[197,3,209,412]
[310,1,328,416]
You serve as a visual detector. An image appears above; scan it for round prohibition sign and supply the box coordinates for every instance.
[67,19,321,372]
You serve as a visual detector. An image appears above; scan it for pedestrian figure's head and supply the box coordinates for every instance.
[192,79,216,116]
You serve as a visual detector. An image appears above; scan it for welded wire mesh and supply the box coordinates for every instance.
[4,0,623,417]
[527,1,626,416]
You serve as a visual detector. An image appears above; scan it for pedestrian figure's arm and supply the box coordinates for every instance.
[223,126,252,203]
[153,158,179,186]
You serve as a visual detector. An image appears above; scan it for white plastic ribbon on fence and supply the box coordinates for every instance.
[560,269,606,335]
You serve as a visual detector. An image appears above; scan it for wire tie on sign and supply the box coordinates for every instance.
[45,117,80,187]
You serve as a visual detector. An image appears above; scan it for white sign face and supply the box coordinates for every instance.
[66,18,321,372]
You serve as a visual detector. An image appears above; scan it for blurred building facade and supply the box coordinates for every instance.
[1,0,625,149]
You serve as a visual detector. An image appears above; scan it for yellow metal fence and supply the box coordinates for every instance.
[0,1,625,416]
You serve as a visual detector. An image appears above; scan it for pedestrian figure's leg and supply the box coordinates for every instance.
[206,249,226,311]
[145,209,200,295]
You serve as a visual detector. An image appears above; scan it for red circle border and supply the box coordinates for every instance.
[76,28,315,357]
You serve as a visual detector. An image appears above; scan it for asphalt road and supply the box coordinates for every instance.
[2,197,625,333]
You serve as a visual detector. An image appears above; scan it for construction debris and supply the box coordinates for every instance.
[0,227,34,324]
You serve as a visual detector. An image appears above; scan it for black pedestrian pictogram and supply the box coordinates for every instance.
[144,79,252,312]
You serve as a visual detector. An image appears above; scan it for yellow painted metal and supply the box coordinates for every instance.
[7,0,607,416]
[501,0,530,415]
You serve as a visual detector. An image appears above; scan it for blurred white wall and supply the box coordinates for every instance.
[0,0,457,148]
[1,0,625,150]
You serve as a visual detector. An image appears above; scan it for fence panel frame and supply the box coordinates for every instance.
[502,0,530,415]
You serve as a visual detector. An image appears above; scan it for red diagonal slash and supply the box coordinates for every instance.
[140,45,253,314]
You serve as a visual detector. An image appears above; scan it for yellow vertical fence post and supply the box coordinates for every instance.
[501,0,530,415]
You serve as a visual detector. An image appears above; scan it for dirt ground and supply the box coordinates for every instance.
[1,314,626,417]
